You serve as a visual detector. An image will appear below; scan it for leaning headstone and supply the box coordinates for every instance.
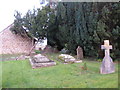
[58,54,82,64]
[100,40,115,74]
[29,54,56,68]
[76,46,83,60]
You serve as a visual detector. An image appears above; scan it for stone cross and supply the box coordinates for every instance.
[100,40,115,74]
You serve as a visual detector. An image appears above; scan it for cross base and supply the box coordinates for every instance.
[100,56,115,74]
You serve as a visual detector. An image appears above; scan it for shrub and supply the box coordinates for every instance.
[34,50,41,54]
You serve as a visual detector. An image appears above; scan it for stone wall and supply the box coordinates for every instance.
[0,24,33,54]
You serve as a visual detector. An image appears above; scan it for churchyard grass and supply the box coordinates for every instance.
[0,54,21,61]
[1,53,118,88]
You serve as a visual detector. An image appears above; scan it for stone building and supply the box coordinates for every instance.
[0,24,34,54]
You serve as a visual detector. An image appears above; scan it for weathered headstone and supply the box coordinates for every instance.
[100,40,115,74]
[29,54,56,68]
[76,46,83,60]
[58,54,82,64]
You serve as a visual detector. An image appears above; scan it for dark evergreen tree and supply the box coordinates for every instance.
[52,2,120,58]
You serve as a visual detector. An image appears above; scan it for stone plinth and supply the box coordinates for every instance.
[100,56,115,74]
[29,54,56,68]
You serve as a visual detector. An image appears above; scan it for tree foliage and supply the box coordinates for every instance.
[49,2,120,58]
[11,2,120,59]
[10,6,55,40]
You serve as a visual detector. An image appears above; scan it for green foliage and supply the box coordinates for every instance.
[11,6,56,40]
[10,11,27,37]
[96,59,102,62]
[10,2,120,58]
[34,50,41,54]
[49,2,120,58]
[83,62,87,70]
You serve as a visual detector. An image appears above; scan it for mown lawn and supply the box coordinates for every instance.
[1,53,119,88]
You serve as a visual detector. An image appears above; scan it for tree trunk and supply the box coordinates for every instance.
[27,40,39,56]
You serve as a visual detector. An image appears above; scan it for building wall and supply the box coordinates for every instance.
[0,24,33,54]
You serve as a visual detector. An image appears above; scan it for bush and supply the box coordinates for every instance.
[34,50,41,54]
[96,59,103,62]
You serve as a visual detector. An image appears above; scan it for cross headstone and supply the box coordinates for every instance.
[100,40,115,74]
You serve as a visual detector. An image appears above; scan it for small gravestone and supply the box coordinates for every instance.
[58,54,82,64]
[100,40,115,74]
[76,46,83,60]
[29,54,56,68]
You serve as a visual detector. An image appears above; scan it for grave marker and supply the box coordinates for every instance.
[29,54,56,68]
[76,46,83,60]
[100,40,115,74]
